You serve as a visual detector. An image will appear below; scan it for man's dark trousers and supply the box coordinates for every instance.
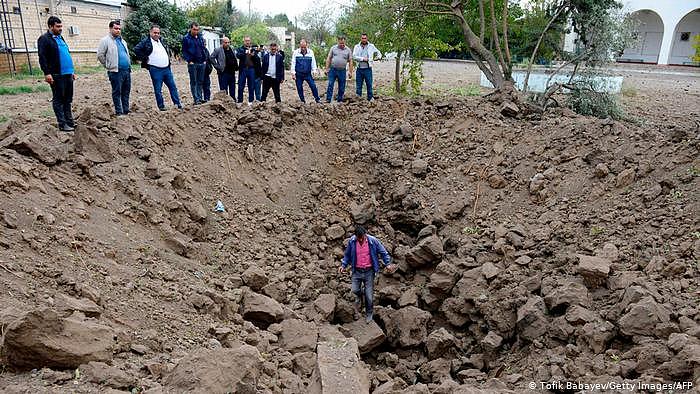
[50,74,74,128]
[108,68,131,114]
[217,72,236,99]
[187,62,205,103]
[326,67,347,102]
[261,76,281,102]
[295,72,320,103]
[237,67,255,103]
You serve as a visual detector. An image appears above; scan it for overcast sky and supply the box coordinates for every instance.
[229,0,351,20]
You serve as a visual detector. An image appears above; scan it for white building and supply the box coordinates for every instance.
[268,26,295,51]
[200,27,223,54]
[618,1,700,65]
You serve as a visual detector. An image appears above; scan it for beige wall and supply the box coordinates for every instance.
[0,50,101,73]
[0,0,120,73]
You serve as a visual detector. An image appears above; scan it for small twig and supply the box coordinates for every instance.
[224,149,233,182]
[0,262,21,278]
[472,159,492,217]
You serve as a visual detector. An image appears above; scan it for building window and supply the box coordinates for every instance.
[70,6,77,13]
[680,32,690,41]
[12,6,20,14]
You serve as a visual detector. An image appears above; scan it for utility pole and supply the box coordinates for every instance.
[247,0,251,19]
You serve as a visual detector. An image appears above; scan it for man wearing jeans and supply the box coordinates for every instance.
[324,36,353,103]
[134,24,182,111]
[182,22,207,104]
[290,39,320,103]
[339,226,397,323]
[236,36,260,104]
[97,20,131,115]
[353,33,382,101]
[37,16,76,131]
[210,37,237,98]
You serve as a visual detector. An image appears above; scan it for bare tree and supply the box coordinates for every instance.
[300,1,336,46]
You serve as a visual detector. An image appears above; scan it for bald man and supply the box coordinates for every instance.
[210,36,238,99]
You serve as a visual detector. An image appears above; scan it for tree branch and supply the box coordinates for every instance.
[488,0,507,78]
[502,0,511,71]
[523,2,567,92]
[478,0,485,44]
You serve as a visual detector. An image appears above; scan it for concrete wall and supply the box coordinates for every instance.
[669,9,700,65]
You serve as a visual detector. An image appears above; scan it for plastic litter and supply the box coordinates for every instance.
[214,200,226,212]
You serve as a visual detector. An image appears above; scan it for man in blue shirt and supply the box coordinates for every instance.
[181,22,208,104]
[97,20,131,115]
[37,16,76,131]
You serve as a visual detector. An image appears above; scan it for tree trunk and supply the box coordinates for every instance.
[394,51,402,93]
[488,0,507,77]
[502,0,511,77]
[450,3,505,89]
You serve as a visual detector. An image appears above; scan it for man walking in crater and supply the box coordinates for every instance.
[339,226,397,323]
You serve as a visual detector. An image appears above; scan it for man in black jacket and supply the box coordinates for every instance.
[37,16,76,131]
[260,42,284,103]
[133,24,182,111]
[235,36,261,105]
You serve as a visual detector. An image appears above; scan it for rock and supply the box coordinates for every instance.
[383,306,432,347]
[594,163,610,178]
[324,224,345,240]
[488,174,507,189]
[1,128,66,165]
[374,378,408,394]
[313,294,336,322]
[3,309,114,369]
[350,201,375,225]
[481,331,503,350]
[80,361,135,389]
[270,319,318,353]
[163,345,261,393]
[615,168,636,188]
[411,159,429,177]
[293,352,316,377]
[543,281,591,311]
[500,101,520,117]
[398,287,419,307]
[618,296,671,336]
[240,290,284,328]
[242,266,269,292]
[427,261,459,295]
[419,358,452,383]
[580,321,615,353]
[2,211,18,229]
[405,235,444,268]
[130,344,149,355]
[186,202,208,222]
[481,262,500,280]
[309,338,370,394]
[164,232,191,257]
[642,182,662,202]
[74,123,114,163]
[398,123,414,140]
[55,294,103,318]
[529,173,546,195]
[442,193,470,219]
[515,255,532,266]
[517,296,548,342]
[340,320,386,354]
[576,254,611,288]
[426,328,458,360]
[440,297,471,327]
[298,278,315,301]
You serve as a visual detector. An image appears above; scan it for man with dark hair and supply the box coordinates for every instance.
[97,20,131,115]
[134,24,182,110]
[235,36,261,105]
[339,226,397,323]
[210,36,237,99]
[290,39,320,103]
[353,33,382,101]
[181,22,207,104]
[325,36,353,103]
[260,42,284,102]
[37,16,76,131]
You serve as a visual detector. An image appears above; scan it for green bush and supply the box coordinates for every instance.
[567,87,624,120]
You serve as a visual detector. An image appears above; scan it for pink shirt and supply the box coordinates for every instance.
[355,238,372,269]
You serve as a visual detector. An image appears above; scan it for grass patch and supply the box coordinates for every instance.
[39,109,54,118]
[0,115,7,123]
[0,84,50,95]
[590,226,605,236]
[620,85,637,97]
[462,226,482,235]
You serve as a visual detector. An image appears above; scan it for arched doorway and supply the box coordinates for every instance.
[669,9,700,65]
[618,9,664,64]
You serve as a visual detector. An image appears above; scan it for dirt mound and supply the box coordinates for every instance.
[0,94,698,393]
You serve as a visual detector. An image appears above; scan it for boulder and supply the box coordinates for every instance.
[2,309,114,369]
[242,266,269,292]
[440,297,472,327]
[0,128,66,165]
[163,345,261,393]
[426,328,458,360]
[80,361,136,389]
[269,319,318,353]
[405,235,444,268]
[427,261,459,295]
[350,201,375,225]
[618,296,671,336]
[516,296,548,342]
[324,224,345,241]
[577,254,611,288]
[55,294,102,318]
[383,306,432,347]
[309,338,370,394]
[411,159,429,177]
[240,290,284,328]
[340,320,386,354]
[481,331,503,350]
[313,293,336,322]
[543,281,592,311]
[616,168,636,188]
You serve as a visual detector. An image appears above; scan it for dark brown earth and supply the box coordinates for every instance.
[0,61,698,393]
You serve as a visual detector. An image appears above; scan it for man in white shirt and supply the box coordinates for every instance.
[134,24,182,110]
[353,33,382,101]
[261,42,285,102]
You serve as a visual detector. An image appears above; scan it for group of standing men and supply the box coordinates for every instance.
[37,16,383,131]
